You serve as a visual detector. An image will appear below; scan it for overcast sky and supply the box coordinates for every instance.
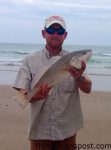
[0,0,111,45]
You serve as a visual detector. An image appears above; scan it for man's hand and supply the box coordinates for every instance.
[66,61,86,80]
[30,83,53,102]
[66,61,92,93]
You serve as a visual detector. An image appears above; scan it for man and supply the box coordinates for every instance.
[13,16,92,150]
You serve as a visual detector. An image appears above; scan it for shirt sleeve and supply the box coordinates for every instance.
[13,55,32,91]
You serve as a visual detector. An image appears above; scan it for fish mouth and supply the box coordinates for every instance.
[82,49,92,54]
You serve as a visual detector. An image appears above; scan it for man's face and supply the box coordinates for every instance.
[42,23,67,49]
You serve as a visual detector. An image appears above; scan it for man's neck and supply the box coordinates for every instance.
[46,45,62,56]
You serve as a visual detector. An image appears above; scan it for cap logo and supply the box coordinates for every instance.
[44,15,66,29]
[46,16,64,23]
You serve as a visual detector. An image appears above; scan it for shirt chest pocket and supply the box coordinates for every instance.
[57,77,76,93]
[30,65,50,88]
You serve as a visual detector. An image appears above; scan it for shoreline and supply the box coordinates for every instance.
[0,68,111,92]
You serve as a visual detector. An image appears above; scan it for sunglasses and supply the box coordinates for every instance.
[45,27,65,35]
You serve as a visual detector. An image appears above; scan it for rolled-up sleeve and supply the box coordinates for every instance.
[13,56,32,91]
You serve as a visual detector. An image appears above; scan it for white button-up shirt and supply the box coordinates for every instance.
[13,48,84,141]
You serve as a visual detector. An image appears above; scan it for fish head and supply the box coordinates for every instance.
[70,49,92,69]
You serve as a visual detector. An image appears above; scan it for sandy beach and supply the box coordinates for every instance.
[0,85,111,150]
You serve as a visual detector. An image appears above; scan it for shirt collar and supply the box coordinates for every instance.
[43,47,64,59]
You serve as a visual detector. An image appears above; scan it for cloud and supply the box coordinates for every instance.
[0,7,18,14]
[40,1,111,10]
[0,0,111,23]
[22,0,36,4]
[4,0,42,5]
[2,0,111,9]
[0,0,111,44]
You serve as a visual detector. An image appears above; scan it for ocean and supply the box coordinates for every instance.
[0,42,111,73]
[0,42,111,91]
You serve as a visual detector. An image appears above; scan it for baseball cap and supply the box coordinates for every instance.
[44,16,66,29]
